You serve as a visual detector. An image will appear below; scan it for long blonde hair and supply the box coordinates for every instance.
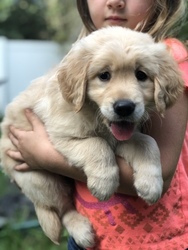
[76,0,187,42]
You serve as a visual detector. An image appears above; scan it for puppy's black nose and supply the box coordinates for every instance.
[113,100,136,117]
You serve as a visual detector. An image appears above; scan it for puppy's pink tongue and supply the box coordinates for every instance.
[111,122,134,141]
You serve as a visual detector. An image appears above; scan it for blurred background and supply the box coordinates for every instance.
[0,0,81,115]
[0,1,80,249]
[0,0,188,249]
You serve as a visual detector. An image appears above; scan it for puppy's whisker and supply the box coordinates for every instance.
[139,111,150,131]
[147,107,163,125]
[141,108,163,132]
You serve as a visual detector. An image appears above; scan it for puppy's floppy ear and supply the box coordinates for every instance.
[154,51,184,116]
[57,44,90,112]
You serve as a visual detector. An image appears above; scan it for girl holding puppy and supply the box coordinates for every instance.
[7,0,188,249]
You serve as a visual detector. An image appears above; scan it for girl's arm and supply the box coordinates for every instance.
[7,89,188,197]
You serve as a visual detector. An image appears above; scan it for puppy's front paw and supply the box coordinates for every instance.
[87,166,119,201]
[134,173,163,205]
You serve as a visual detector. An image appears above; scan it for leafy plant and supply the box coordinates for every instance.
[178,18,188,41]
[0,0,81,43]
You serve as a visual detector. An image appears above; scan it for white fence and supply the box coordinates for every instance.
[0,37,69,114]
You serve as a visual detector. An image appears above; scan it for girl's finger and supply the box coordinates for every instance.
[6,150,24,161]
[8,132,19,147]
[14,163,31,171]
[25,109,43,131]
[9,125,24,139]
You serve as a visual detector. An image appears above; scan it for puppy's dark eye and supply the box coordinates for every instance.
[135,70,148,81]
[98,71,111,82]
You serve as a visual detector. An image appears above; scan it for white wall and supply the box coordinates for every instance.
[0,37,70,114]
[0,37,8,114]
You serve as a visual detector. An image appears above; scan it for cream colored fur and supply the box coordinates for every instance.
[0,27,184,248]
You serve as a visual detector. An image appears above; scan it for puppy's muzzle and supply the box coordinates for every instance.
[113,99,136,117]
[108,99,137,141]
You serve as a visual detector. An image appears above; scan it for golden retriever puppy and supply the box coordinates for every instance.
[0,26,184,248]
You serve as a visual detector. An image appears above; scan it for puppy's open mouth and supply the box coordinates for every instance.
[110,121,135,141]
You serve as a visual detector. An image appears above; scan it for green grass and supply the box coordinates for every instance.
[0,226,68,250]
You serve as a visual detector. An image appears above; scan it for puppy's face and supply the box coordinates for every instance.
[87,46,158,140]
[58,27,184,141]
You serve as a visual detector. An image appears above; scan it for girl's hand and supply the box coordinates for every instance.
[7,109,61,171]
